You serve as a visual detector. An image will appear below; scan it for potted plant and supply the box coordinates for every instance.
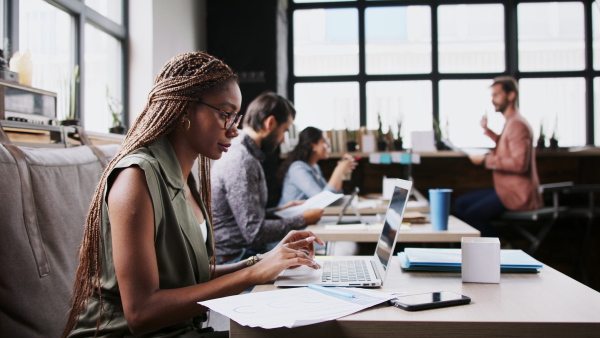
[345,127,358,152]
[537,123,546,150]
[106,86,125,134]
[60,65,80,126]
[393,117,403,150]
[376,113,388,151]
[433,117,448,150]
[549,117,559,150]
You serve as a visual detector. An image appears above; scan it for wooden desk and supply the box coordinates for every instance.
[307,215,480,243]
[323,189,430,215]
[230,256,600,337]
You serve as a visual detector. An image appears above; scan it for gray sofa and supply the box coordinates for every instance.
[0,133,119,337]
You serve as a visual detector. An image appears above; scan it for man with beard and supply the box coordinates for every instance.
[454,76,543,238]
[211,92,324,264]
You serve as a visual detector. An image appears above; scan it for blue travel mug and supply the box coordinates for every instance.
[429,189,453,231]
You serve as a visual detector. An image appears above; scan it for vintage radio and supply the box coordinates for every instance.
[0,79,57,125]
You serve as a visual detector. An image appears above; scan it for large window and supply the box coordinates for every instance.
[3,0,126,133]
[289,1,599,147]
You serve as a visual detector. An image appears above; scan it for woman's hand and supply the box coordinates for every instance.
[250,230,325,284]
[279,200,305,210]
[336,155,358,174]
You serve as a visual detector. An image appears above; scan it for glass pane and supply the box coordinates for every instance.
[439,80,504,148]
[438,4,504,73]
[594,2,600,70]
[293,82,359,132]
[293,8,358,76]
[520,78,586,147]
[19,0,74,120]
[85,0,123,25]
[366,81,432,149]
[518,2,585,72]
[84,23,123,134]
[365,6,431,75]
[0,0,4,47]
[595,78,600,145]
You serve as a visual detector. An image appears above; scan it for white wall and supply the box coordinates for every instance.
[128,0,206,123]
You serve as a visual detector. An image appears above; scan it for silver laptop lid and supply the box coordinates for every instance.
[336,187,360,224]
[372,179,412,284]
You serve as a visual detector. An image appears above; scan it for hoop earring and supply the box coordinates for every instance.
[181,117,191,131]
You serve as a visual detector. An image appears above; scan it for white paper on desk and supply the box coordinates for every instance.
[442,139,490,156]
[274,191,343,218]
[199,287,394,329]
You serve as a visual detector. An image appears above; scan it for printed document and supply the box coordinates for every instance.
[442,139,490,156]
[199,287,394,329]
[274,191,343,218]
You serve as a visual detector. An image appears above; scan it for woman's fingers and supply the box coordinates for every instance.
[287,253,320,269]
[285,237,316,250]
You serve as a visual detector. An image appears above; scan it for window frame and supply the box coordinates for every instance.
[288,0,597,145]
[3,0,127,129]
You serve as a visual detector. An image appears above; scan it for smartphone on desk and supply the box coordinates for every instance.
[389,291,471,311]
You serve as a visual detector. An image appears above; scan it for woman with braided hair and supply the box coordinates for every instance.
[62,52,323,337]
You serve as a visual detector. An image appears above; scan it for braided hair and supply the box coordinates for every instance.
[62,52,236,337]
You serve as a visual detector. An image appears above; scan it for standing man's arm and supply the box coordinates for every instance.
[481,114,500,143]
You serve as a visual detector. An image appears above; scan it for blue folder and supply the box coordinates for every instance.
[398,248,543,273]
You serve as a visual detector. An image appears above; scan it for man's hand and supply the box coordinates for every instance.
[469,154,486,166]
[279,200,305,210]
[301,208,324,225]
[480,115,488,131]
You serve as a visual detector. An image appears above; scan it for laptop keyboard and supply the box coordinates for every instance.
[322,260,372,283]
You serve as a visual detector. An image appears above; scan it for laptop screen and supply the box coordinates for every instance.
[374,180,412,283]
[336,187,360,224]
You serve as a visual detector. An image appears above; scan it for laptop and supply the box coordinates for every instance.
[320,187,362,225]
[274,178,413,288]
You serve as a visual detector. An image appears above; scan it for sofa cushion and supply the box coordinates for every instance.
[0,144,119,337]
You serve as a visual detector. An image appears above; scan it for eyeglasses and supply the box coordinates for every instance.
[199,101,243,129]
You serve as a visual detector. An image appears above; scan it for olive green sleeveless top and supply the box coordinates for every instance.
[70,137,214,337]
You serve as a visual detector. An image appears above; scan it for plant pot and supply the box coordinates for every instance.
[60,118,80,126]
[549,138,558,150]
[435,140,450,151]
[393,139,403,151]
[377,140,388,151]
[346,141,358,152]
[536,138,546,150]
[109,125,125,134]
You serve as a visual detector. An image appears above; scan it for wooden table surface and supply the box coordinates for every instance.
[307,215,480,242]
[230,256,600,337]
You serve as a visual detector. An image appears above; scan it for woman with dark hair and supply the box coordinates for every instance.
[62,52,323,338]
[277,126,357,207]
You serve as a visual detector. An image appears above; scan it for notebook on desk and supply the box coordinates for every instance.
[275,179,412,288]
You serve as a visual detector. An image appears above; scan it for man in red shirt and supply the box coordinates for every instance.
[455,76,543,237]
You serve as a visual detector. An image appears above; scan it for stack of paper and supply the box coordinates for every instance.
[398,248,543,273]
[199,287,394,329]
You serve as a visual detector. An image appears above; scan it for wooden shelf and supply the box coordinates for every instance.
[1,120,124,147]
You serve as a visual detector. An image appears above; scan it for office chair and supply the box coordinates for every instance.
[493,181,573,255]
[561,184,600,285]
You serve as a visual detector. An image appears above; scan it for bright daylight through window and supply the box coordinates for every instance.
[290,1,598,148]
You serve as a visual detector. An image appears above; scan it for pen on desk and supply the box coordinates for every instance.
[308,284,355,298]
